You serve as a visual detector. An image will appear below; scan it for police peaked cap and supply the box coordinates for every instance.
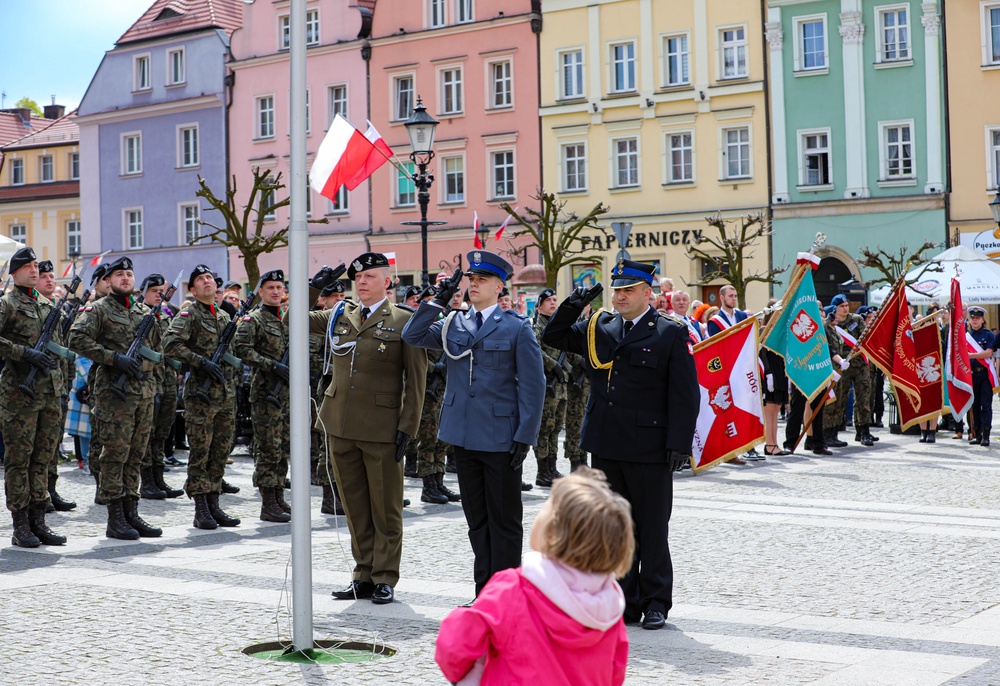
[347,252,390,280]
[256,269,284,291]
[91,263,110,284]
[465,250,513,281]
[610,258,656,289]
[37,260,54,274]
[140,273,165,292]
[537,288,557,304]
[105,256,133,275]
[9,246,37,274]
[188,264,214,288]
[321,280,346,296]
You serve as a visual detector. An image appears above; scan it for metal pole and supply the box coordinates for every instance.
[418,164,429,288]
[288,0,313,652]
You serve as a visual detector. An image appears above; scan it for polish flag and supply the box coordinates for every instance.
[384,252,397,266]
[834,325,869,363]
[90,250,111,267]
[473,211,483,248]
[796,252,821,270]
[310,114,379,200]
[495,208,517,241]
[344,120,393,191]
[61,262,74,278]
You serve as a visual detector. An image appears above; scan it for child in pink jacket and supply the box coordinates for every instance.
[435,467,634,685]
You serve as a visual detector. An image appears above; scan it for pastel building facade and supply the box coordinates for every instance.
[76,0,241,287]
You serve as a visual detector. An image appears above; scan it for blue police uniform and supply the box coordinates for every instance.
[402,250,545,594]
[968,313,995,444]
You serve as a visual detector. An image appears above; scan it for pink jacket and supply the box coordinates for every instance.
[435,552,629,686]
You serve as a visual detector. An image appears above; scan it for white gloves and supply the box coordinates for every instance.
[766,374,774,392]
[839,358,850,371]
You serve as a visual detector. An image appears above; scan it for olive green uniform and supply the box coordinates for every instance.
[533,312,569,463]
[824,313,873,432]
[309,327,329,485]
[416,348,448,477]
[142,313,179,470]
[564,349,590,468]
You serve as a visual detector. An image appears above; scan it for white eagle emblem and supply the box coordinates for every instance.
[353,260,363,272]
[473,251,482,264]
[709,385,732,414]
[791,310,817,343]
[916,355,941,383]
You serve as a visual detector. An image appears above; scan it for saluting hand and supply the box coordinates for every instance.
[566,283,603,309]
[432,269,463,308]
[509,441,530,470]
[395,431,411,462]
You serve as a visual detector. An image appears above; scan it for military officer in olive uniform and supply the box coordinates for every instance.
[234,269,292,523]
[83,263,112,502]
[0,247,69,547]
[163,264,241,530]
[533,288,570,487]
[823,294,875,447]
[307,253,427,605]
[137,274,184,500]
[69,256,163,539]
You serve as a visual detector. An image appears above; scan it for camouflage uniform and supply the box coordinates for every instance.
[533,312,569,484]
[68,294,159,503]
[824,313,873,437]
[84,295,106,489]
[142,313,179,471]
[564,349,590,469]
[416,348,449,477]
[163,301,237,497]
[309,327,328,485]
[233,305,289,489]
[0,287,65,513]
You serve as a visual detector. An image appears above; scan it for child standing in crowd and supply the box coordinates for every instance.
[435,468,633,686]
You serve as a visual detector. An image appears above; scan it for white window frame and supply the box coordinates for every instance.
[133,52,151,91]
[718,24,749,79]
[10,224,26,244]
[124,208,144,250]
[982,2,1000,67]
[262,176,277,220]
[878,119,916,183]
[797,127,833,189]
[792,14,828,73]
[987,126,1000,190]
[486,58,513,110]
[304,88,311,135]
[875,4,911,64]
[179,203,200,244]
[558,48,585,100]
[489,149,516,200]
[166,47,185,85]
[661,32,691,87]
[121,132,142,175]
[39,154,54,183]
[256,95,275,139]
[9,158,23,185]
[69,152,79,180]
[664,130,695,184]
[429,0,446,28]
[177,124,199,168]
[561,142,588,193]
[326,185,349,215]
[720,125,753,181]
[279,15,291,50]
[391,73,415,122]
[456,0,474,24]
[394,161,416,208]
[439,66,464,116]
[327,83,348,128]
[306,9,320,46]
[609,40,637,94]
[441,155,466,204]
[610,136,640,189]
[66,220,81,257]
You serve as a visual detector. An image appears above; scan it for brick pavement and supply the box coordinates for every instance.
[2,419,1000,684]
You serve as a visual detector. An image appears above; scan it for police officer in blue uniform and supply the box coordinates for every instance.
[542,258,699,630]
[402,250,546,597]
[967,306,995,447]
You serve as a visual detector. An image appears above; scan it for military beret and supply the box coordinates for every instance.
[256,269,284,290]
[105,256,133,275]
[140,273,165,292]
[214,276,223,288]
[37,260,54,274]
[9,246,37,274]
[321,280,346,297]
[823,305,835,317]
[403,285,422,300]
[856,306,871,317]
[91,263,110,284]
[537,288,557,304]
[188,264,214,288]
[610,258,656,289]
[830,294,849,307]
[465,250,513,281]
[347,252,390,280]
[500,287,510,298]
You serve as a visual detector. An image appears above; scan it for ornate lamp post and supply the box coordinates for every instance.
[475,223,490,250]
[401,98,445,288]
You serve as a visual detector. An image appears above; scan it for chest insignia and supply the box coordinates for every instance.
[180,311,190,317]
[378,341,387,354]
[376,320,384,329]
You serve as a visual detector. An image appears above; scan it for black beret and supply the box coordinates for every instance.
[105,256,133,275]
[214,276,223,288]
[538,288,557,304]
[500,287,510,298]
[140,273,165,292]
[9,246,37,274]
[347,252,390,280]
[403,285,422,300]
[256,269,284,290]
[91,263,110,284]
[188,264,214,288]
[37,260,53,274]
[321,280,346,296]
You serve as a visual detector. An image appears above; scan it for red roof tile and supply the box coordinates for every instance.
[3,111,79,151]
[0,181,80,204]
[116,0,243,46]
[0,111,53,148]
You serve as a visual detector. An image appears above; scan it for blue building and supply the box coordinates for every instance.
[76,0,242,288]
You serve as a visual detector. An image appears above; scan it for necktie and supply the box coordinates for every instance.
[476,312,484,330]
[361,307,370,324]
[623,320,633,337]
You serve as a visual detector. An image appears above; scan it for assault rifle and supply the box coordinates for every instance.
[547,350,568,391]
[108,271,182,401]
[19,273,83,400]
[195,291,258,402]
[61,289,92,337]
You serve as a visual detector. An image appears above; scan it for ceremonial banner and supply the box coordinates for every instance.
[859,279,922,412]
[898,321,944,430]
[690,318,765,474]
[946,279,973,421]
[761,266,833,404]
[834,325,869,364]
[966,332,1000,392]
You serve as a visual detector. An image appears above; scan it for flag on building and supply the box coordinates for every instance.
[344,121,393,190]
[898,320,944,430]
[859,278,922,412]
[761,265,833,403]
[495,209,516,241]
[473,211,482,248]
[946,279,974,421]
[690,318,765,474]
[90,250,111,267]
[310,114,392,200]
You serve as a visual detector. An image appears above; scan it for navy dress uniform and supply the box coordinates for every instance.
[402,250,546,595]
[967,306,995,446]
[542,259,699,629]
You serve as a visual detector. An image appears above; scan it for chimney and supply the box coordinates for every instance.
[44,104,65,120]
[6,107,32,124]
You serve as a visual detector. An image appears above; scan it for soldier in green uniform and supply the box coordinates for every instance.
[69,256,163,539]
[564,347,590,472]
[35,259,77,512]
[823,294,875,448]
[311,280,342,516]
[0,247,68,547]
[84,263,112,503]
[533,288,569,487]
[137,274,183,500]
[163,264,241,530]
[234,269,292,523]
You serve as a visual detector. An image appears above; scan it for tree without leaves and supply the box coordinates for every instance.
[499,190,610,289]
[193,168,327,288]
[857,241,940,290]
[684,212,786,310]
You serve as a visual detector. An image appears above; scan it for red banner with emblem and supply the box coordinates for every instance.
[897,321,944,430]
[946,278,974,421]
[859,279,922,413]
[690,318,765,474]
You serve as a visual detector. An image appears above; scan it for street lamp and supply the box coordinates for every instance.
[401,98,446,287]
[990,188,1000,227]
[475,223,490,249]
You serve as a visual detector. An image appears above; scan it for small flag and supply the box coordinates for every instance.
[495,208,517,241]
[61,262,74,278]
[384,252,397,266]
[796,252,821,270]
[90,250,111,267]
[473,211,482,249]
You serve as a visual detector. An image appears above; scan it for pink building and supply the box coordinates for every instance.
[368,0,542,284]
[226,0,376,285]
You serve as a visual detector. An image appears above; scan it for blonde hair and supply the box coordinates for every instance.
[535,467,635,577]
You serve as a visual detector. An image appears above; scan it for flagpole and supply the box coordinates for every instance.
[792,383,834,452]
[759,264,805,342]
[851,262,910,362]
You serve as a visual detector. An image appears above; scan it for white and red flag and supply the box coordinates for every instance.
[473,211,482,248]
[310,114,393,200]
[495,209,516,241]
[946,279,974,421]
[690,318,765,474]
[834,325,869,363]
[90,250,111,267]
[967,331,1000,392]
[61,262,74,278]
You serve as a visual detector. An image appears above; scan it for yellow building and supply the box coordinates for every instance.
[0,109,81,280]
[539,0,771,309]
[945,2,1000,254]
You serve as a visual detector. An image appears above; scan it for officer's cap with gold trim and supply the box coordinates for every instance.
[105,256,133,276]
[465,250,513,282]
[347,252,390,280]
[9,246,37,274]
[610,258,656,289]
[188,264,214,288]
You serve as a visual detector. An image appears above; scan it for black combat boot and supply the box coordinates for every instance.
[139,467,168,499]
[48,474,76,511]
[106,499,140,540]
[207,494,240,527]
[11,510,40,548]
[28,505,67,545]
[826,429,847,448]
[193,494,218,530]
[123,498,162,537]
[549,458,565,480]
[981,428,991,447]
[535,458,553,488]
[436,473,461,502]
[321,483,345,516]
[918,430,928,443]
[275,486,291,514]
[421,475,448,504]
[152,465,184,498]
[403,452,418,478]
[926,430,936,444]
[570,458,588,472]
[260,488,291,523]
[857,426,874,447]
[221,479,240,494]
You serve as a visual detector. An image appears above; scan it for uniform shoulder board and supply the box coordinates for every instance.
[394,303,415,313]
[180,311,190,317]
[660,313,685,326]
[504,309,526,319]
